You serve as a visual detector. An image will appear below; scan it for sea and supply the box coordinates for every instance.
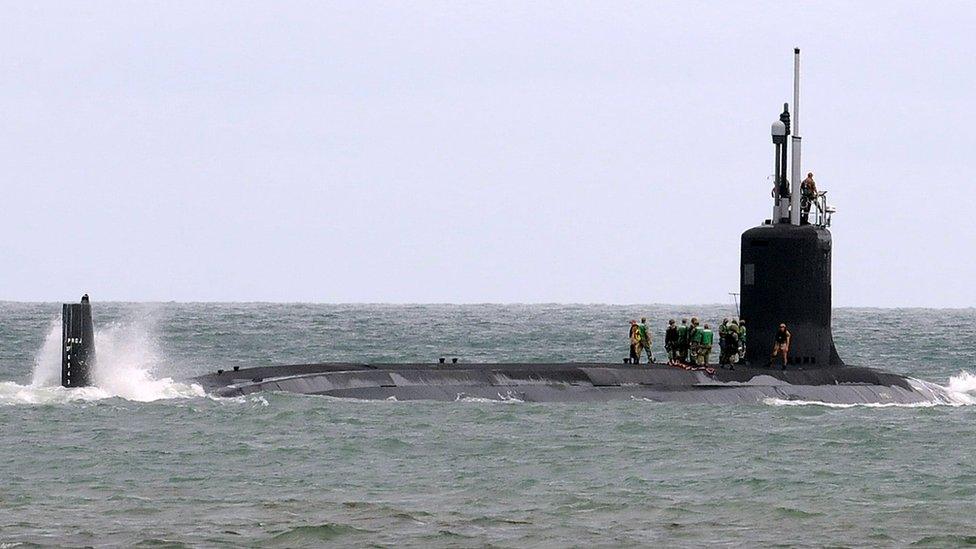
[1,302,975,547]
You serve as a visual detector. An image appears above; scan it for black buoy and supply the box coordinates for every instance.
[61,295,95,387]
[233,366,240,372]
[452,358,458,364]
[217,369,224,375]
[439,357,446,364]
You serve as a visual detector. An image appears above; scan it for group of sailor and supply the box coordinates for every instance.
[628,317,747,369]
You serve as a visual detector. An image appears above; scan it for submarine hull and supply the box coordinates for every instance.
[193,362,938,405]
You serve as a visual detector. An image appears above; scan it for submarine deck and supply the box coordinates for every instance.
[193,361,933,405]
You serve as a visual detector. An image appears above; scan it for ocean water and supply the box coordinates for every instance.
[1,303,975,547]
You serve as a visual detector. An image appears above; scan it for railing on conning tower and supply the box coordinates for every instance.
[802,190,835,227]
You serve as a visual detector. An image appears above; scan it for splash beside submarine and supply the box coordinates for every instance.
[60,50,944,405]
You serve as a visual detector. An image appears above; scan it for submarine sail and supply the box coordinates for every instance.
[741,48,842,368]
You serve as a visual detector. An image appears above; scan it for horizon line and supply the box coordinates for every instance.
[1,300,973,311]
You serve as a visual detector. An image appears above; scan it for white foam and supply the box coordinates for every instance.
[216,394,271,406]
[1,317,205,406]
[454,391,525,403]
[945,370,976,396]
[762,370,976,408]
[0,381,112,405]
[762,397,945,409]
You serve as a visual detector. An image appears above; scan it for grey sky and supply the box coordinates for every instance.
[2,1,974,306]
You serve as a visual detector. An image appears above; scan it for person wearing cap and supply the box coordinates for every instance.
[771,323,791,369]
[628,320,641,364]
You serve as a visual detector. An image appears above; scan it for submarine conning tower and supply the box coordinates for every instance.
[740,48,842,368]
[62,294,95,387]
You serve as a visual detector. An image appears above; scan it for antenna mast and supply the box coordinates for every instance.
[789,48,802,225]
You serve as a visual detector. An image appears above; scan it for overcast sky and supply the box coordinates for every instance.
[2,1,974,306]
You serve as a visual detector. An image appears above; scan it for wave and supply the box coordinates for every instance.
[944,370,976,395]
[762,397,947,409]
[763,370,976,408]
[454,391,525,403]
[267,523,369,544]
[1,318,205,406]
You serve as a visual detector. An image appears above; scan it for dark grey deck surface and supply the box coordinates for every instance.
[192,361,932,405]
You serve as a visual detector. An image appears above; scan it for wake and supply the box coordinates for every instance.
[764,371,976,408]
[0,318,205,406]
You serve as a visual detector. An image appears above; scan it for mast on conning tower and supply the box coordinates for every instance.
[789,47,802,225]
[769,48,804,226]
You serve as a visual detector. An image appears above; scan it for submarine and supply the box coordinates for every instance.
[60,50,948,405]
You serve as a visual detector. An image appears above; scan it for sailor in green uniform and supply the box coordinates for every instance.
[738,320,747,364]
[698,323,714,366]
[689,324,702,365]
[677,319,689,363]
[688,318,701,364]
[726,319,740,369]
[638,317,653,363]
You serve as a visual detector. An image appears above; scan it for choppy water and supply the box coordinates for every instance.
[1,303,975,547]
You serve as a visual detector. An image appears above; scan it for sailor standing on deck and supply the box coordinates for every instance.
[687,318,701,365]
[718,318,730,365]
[677,319,690,363]
[771,323,791,369]
[725,319,740,369]
[665,320,679,365]
[629,320,641,364]
[698,324,714,366]
[638,317,653,363]
[737,320,747,365]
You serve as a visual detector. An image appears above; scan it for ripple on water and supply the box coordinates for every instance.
[266,523,370,546]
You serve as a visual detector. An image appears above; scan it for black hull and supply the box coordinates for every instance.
[193,362,938,405]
